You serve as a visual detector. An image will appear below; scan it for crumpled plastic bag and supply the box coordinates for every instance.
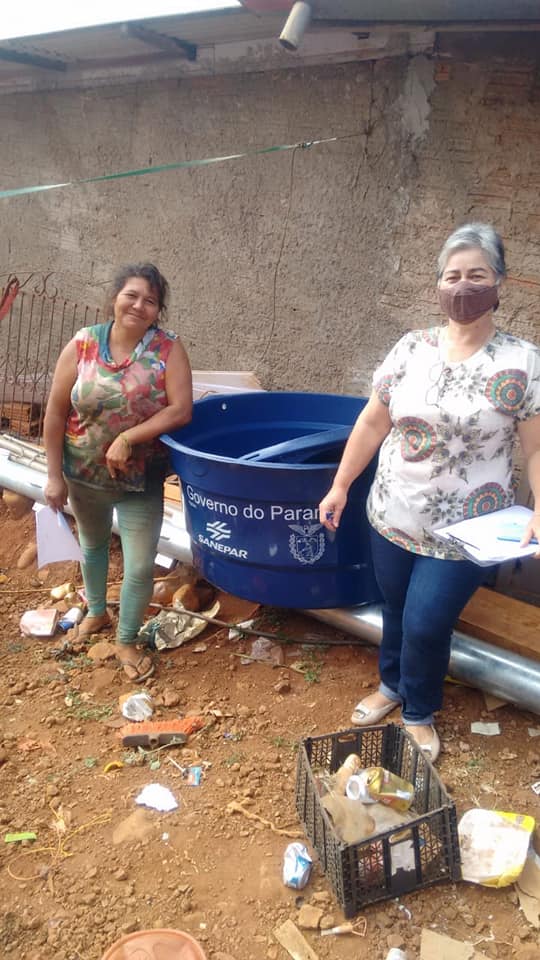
[121,691,153,722]
[241,637,284,666]
[137,600,220,650]
[283,842,312,889]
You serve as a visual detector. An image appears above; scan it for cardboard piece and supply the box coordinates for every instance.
[517,849,540,928]
[192,369,263,402]
[517,889,540,928]
[34,504,82,568]
[482,692,508,712]
[163,479,181,503]
[518,850,540,898]
[273,919,319,960]
[420,929,490,960]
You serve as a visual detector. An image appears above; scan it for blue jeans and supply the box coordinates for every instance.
[67,477,164,645]
[369,526,493,725]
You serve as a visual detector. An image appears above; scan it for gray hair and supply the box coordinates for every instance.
[437,223,507,281]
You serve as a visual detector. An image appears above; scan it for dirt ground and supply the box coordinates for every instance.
[0,502,539,960]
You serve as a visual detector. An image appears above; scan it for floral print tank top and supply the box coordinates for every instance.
[63,322,177,492]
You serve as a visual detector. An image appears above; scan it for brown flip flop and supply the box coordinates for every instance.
[117,645,155,683]
[68,614,113,644]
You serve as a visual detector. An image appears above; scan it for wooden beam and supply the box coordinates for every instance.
[458,586,540,663]
[0,47,66,72]
[122,22,197,61]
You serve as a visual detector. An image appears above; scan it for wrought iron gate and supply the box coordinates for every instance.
[0,273,101,441]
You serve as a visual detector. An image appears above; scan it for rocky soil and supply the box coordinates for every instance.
[0,503,538,960]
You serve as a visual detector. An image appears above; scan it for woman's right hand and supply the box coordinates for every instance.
[45,475,68,513]
[319,486,348,530]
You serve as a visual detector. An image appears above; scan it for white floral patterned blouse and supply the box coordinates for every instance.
[366,326,540,559]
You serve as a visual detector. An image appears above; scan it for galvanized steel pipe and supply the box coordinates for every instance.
[0,450,193,564]
[1,438,538,715]
[306,604,540,717]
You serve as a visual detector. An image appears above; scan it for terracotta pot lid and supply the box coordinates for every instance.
[101,928,207,960]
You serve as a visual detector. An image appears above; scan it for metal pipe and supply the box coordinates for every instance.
[279,1,312,51]
[1,440,539,715]
[307,604,540,717]
[0,450,193,564]
[0,434,48,458]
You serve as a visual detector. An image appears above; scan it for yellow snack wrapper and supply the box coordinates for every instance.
[364,767,414,811]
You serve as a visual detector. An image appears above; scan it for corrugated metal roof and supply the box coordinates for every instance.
[0,8,288,82]
[242,0,540,18]
[1,8,282,58]
[0,3,539,91]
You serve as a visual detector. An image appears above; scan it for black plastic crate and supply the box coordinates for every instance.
[295,724,460,917]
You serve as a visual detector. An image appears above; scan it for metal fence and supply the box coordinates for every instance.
[0,273,101,441]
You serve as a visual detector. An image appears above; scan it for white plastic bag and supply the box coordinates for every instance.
[282,842,312,889]
[121,692,153,722]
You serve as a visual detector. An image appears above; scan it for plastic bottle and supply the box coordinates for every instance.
[385,949,408,960]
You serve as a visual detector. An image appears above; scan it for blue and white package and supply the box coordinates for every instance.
[282,842,312,889]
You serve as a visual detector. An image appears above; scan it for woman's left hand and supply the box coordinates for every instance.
[105,434,131,479]
[520,513,540,559]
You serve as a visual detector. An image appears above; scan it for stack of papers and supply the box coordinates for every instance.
[435,505,538,565]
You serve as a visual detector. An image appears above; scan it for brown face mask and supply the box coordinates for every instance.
[438,280,499,324]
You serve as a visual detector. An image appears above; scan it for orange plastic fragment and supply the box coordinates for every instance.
[119,716,206,747]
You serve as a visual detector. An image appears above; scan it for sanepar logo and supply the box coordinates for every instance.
[205,521,232,542]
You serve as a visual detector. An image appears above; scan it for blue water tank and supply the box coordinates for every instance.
[162,392,380,609]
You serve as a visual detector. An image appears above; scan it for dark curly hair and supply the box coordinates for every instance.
[105,263,170,319]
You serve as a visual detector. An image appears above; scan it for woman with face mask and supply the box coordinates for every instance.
[319,223,540,762]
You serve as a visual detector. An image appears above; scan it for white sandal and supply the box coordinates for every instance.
[405,725,440,763]
[350,697,399,726]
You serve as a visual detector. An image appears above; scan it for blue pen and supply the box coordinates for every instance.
[497,534,538,545]
[325,510,336,542]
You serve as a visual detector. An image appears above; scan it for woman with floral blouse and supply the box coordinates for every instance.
[319,223,540,762]
[44,263,192,682]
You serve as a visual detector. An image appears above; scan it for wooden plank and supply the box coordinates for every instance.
[164,478,182,504]
[458,586,540,662]
[273,920,319,960]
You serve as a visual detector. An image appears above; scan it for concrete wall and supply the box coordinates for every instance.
[1,35,540,393]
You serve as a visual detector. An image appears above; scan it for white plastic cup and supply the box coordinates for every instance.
[385,950,408,960]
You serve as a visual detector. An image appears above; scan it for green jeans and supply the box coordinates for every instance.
[66,477,164,644]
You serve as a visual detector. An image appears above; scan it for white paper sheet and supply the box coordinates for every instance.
[34,504,83,568]
[435,505,537,565]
